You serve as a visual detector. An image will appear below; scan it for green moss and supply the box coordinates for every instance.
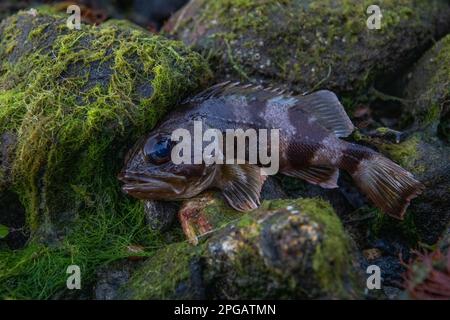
[120,241,207,299]
[371,209,420,245]
[0,200,178,299]
[121,197,357,299]
[0,9,211,298]
[264,198,354,296]
[403,34,450,137]
[169,0,448,96]
[377,135,423,173]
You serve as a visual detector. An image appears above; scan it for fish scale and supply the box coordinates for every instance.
[119,82,425,235]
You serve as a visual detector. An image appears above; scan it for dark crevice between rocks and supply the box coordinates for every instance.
[0,191,28,250]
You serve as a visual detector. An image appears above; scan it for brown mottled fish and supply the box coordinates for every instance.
[119,81,424,219]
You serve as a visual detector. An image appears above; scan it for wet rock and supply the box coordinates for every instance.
[0,191,28,250]
[130,0,190,30]
[349,37,450,247]
[368,134,450,245]
[165,0,450,95]
[118,198,363,299]
[0,9,211,238]
[144,200,179,232]
[367,36,450,245]
[260,176,287,200]
[94,261,138,300]
[0,132,16,191]
[401,34,450,142]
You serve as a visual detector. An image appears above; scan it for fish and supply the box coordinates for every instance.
[118,81,425,220]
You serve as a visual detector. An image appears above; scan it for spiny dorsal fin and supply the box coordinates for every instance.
[184,81,289,104]
[294,90,355,138]
[186,84,353,138]
[216,163,265,212]
[282,165,339,189]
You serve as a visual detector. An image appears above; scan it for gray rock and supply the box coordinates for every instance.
[144,200,179,232]
[165,0,450,95]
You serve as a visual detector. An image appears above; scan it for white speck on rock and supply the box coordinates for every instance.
[27,8,38,17]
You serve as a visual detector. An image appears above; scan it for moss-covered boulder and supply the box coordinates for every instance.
[0,9,211,237]
[364,133,450,245]
[165,0,450,95]
[401,34,450,142]
[118,198,362,299]
[364,35,450,245]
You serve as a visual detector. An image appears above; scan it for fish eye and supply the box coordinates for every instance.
[144,136,172,165]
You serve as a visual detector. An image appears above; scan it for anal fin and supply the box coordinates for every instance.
[282,165,339,189]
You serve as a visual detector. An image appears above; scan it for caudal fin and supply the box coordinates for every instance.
[349,154,425,219]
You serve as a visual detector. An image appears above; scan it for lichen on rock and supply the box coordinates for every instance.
[165,0,450,97]
[401,34,450,142]
[119,197,362,299]
[363,132,450,245]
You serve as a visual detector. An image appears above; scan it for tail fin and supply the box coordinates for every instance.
[345,149,425,219]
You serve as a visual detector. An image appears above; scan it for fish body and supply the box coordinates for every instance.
[119,82,424,219]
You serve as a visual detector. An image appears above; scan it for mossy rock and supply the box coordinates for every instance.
[0,9,212,236]
[118,198,362,299]
[165,0,450,97]
[401,34,450,142]
[368,133,450,245]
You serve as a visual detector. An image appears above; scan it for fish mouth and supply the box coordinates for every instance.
[118,171,187,199]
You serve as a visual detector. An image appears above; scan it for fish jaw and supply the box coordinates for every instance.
[118,170,188,200]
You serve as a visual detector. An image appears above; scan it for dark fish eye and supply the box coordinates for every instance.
[144,137,172,165]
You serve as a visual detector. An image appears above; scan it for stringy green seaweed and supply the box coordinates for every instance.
[0,9,211,299]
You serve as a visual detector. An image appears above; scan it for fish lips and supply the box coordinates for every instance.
[118,171,187,199]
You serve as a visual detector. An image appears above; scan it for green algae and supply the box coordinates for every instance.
[0,9,211,298]
[0,9,211,231]
[168,0,450,97]
[121,197,359,299]
[119,241,207,299]
[263,198,355,297]
[377,135,422,172]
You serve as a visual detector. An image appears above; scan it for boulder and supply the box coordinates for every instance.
[118,198,363,299]
[165,0,450,96]
[0,9,211,237]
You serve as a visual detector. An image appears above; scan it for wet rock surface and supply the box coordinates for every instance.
[165,0,450,95]
[118,198,363,299]
[0,2,449,300]
[94,261,140,300]
[144,200,179,232]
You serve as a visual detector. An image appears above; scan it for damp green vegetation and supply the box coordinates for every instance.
[402,34,450,140]
[119,197,358,299]
[377,135,422,173]
[0,9,211,299]
[264,198,356,297]
[370,208,420,245]
[119,241,207,299]
[169,0,450,96]
[0,201,171,299]
[422,36,450,140]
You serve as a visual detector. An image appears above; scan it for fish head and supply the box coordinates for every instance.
[118,128,217,201]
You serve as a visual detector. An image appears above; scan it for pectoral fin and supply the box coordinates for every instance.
[282,165,339,189]
[216,164,265,212]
